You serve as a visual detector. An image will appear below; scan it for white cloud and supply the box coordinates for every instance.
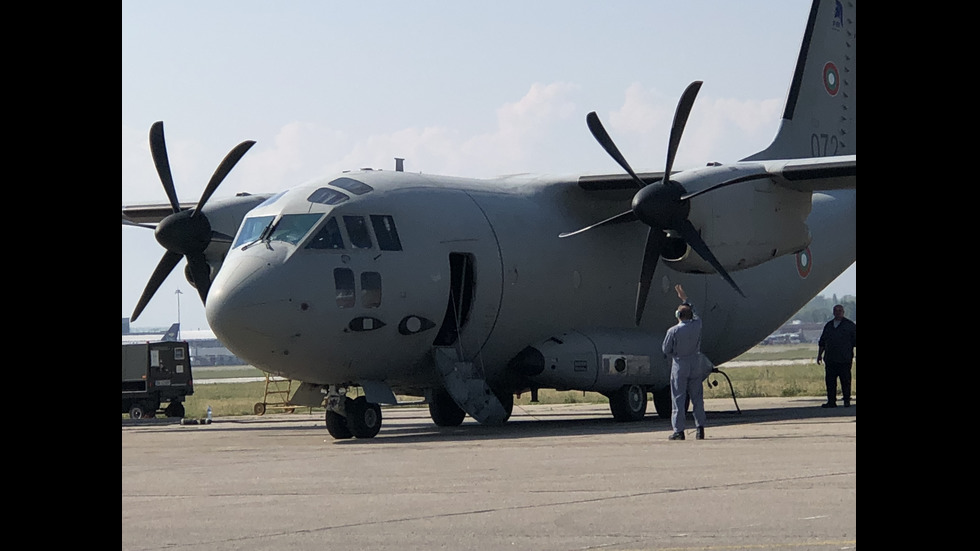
[236,122,349,194]
[256,82,586,180]
[595,85,785,170]
[683,97,783,163]
[609,83,672,134]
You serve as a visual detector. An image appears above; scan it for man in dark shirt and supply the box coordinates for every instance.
[816,304,856,408]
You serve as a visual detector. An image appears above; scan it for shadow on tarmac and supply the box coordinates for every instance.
[122,397,855,447]
[354,400,856,445]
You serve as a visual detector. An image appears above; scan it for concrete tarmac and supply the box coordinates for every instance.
[122,396,856,551]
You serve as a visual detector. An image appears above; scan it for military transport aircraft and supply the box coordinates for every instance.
[123,0,855,439]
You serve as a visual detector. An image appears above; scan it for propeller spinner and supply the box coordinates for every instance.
[129,121,255,322]
[562,81,745,326]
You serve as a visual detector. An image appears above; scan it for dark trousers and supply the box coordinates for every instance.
[824,361,852,404]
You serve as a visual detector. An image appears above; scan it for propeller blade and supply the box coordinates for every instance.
[149,121,181,214]
[132,122,258,318]
[676,219,746,298]
[635,227,667,325]
[193,140,256,216]
[679,172,771,201]
[664,81,702,178]
[131,251,182,322]
[559,210,636,238]
[586,112,648,189]
[185,252,212,303]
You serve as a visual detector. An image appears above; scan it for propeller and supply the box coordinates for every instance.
[130,121,255,322]
[563,81,745,326]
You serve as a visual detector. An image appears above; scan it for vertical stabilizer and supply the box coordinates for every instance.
[162,323,180,342]
[744,0,855,161]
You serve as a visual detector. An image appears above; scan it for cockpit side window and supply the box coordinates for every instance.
[370,215,402,251]
[334,268,355,308]
[343,216,373,249]
[305,217,346,250]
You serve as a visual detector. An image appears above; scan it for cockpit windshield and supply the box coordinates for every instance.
[233,213,323,248]
[233,215,275,248]
[268,213,323,244]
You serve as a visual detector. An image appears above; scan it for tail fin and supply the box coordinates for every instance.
[161,323,180,341]
[744,0,855,161]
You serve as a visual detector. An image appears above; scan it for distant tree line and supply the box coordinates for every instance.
[795,293,856,323]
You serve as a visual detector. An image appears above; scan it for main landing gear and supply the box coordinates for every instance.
[607,383,648,421]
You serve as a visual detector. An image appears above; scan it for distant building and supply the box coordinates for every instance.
[121,322,247,366]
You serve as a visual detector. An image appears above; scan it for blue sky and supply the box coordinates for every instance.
[122,0,854,330]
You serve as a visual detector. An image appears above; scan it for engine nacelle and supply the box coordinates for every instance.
[665,168,812,274]
[508,328,670,394]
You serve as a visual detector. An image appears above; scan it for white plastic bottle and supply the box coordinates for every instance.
[206,405,212,422]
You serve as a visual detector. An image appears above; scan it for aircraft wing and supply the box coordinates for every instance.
[576,156,854,194]
[577,171,668,191]
[122,202,197,227]
[766,155,856,192]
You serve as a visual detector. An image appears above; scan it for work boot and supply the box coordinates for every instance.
[820,402,837,408]
[696,426,705,440]
[668,431,685,440]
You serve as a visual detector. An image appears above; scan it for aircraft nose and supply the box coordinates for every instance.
[205,249,293,362]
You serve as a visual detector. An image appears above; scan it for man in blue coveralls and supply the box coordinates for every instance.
[662,284,706,441]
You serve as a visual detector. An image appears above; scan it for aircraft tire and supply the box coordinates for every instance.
[325,410,353,439]
[347,396,382,438]
[494,389,514,423]
[652,386,671,419]
[609,384,647,422]
[429,389,466,427]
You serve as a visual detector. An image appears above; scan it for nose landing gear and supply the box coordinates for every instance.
[324,386,383,440]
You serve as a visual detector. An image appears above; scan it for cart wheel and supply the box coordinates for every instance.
[254,402,266,416]
[129,403,146,419]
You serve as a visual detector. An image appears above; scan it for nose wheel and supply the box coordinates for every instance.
[325,395,382,440]
[325,408,353,439]
[347,396,382,438]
